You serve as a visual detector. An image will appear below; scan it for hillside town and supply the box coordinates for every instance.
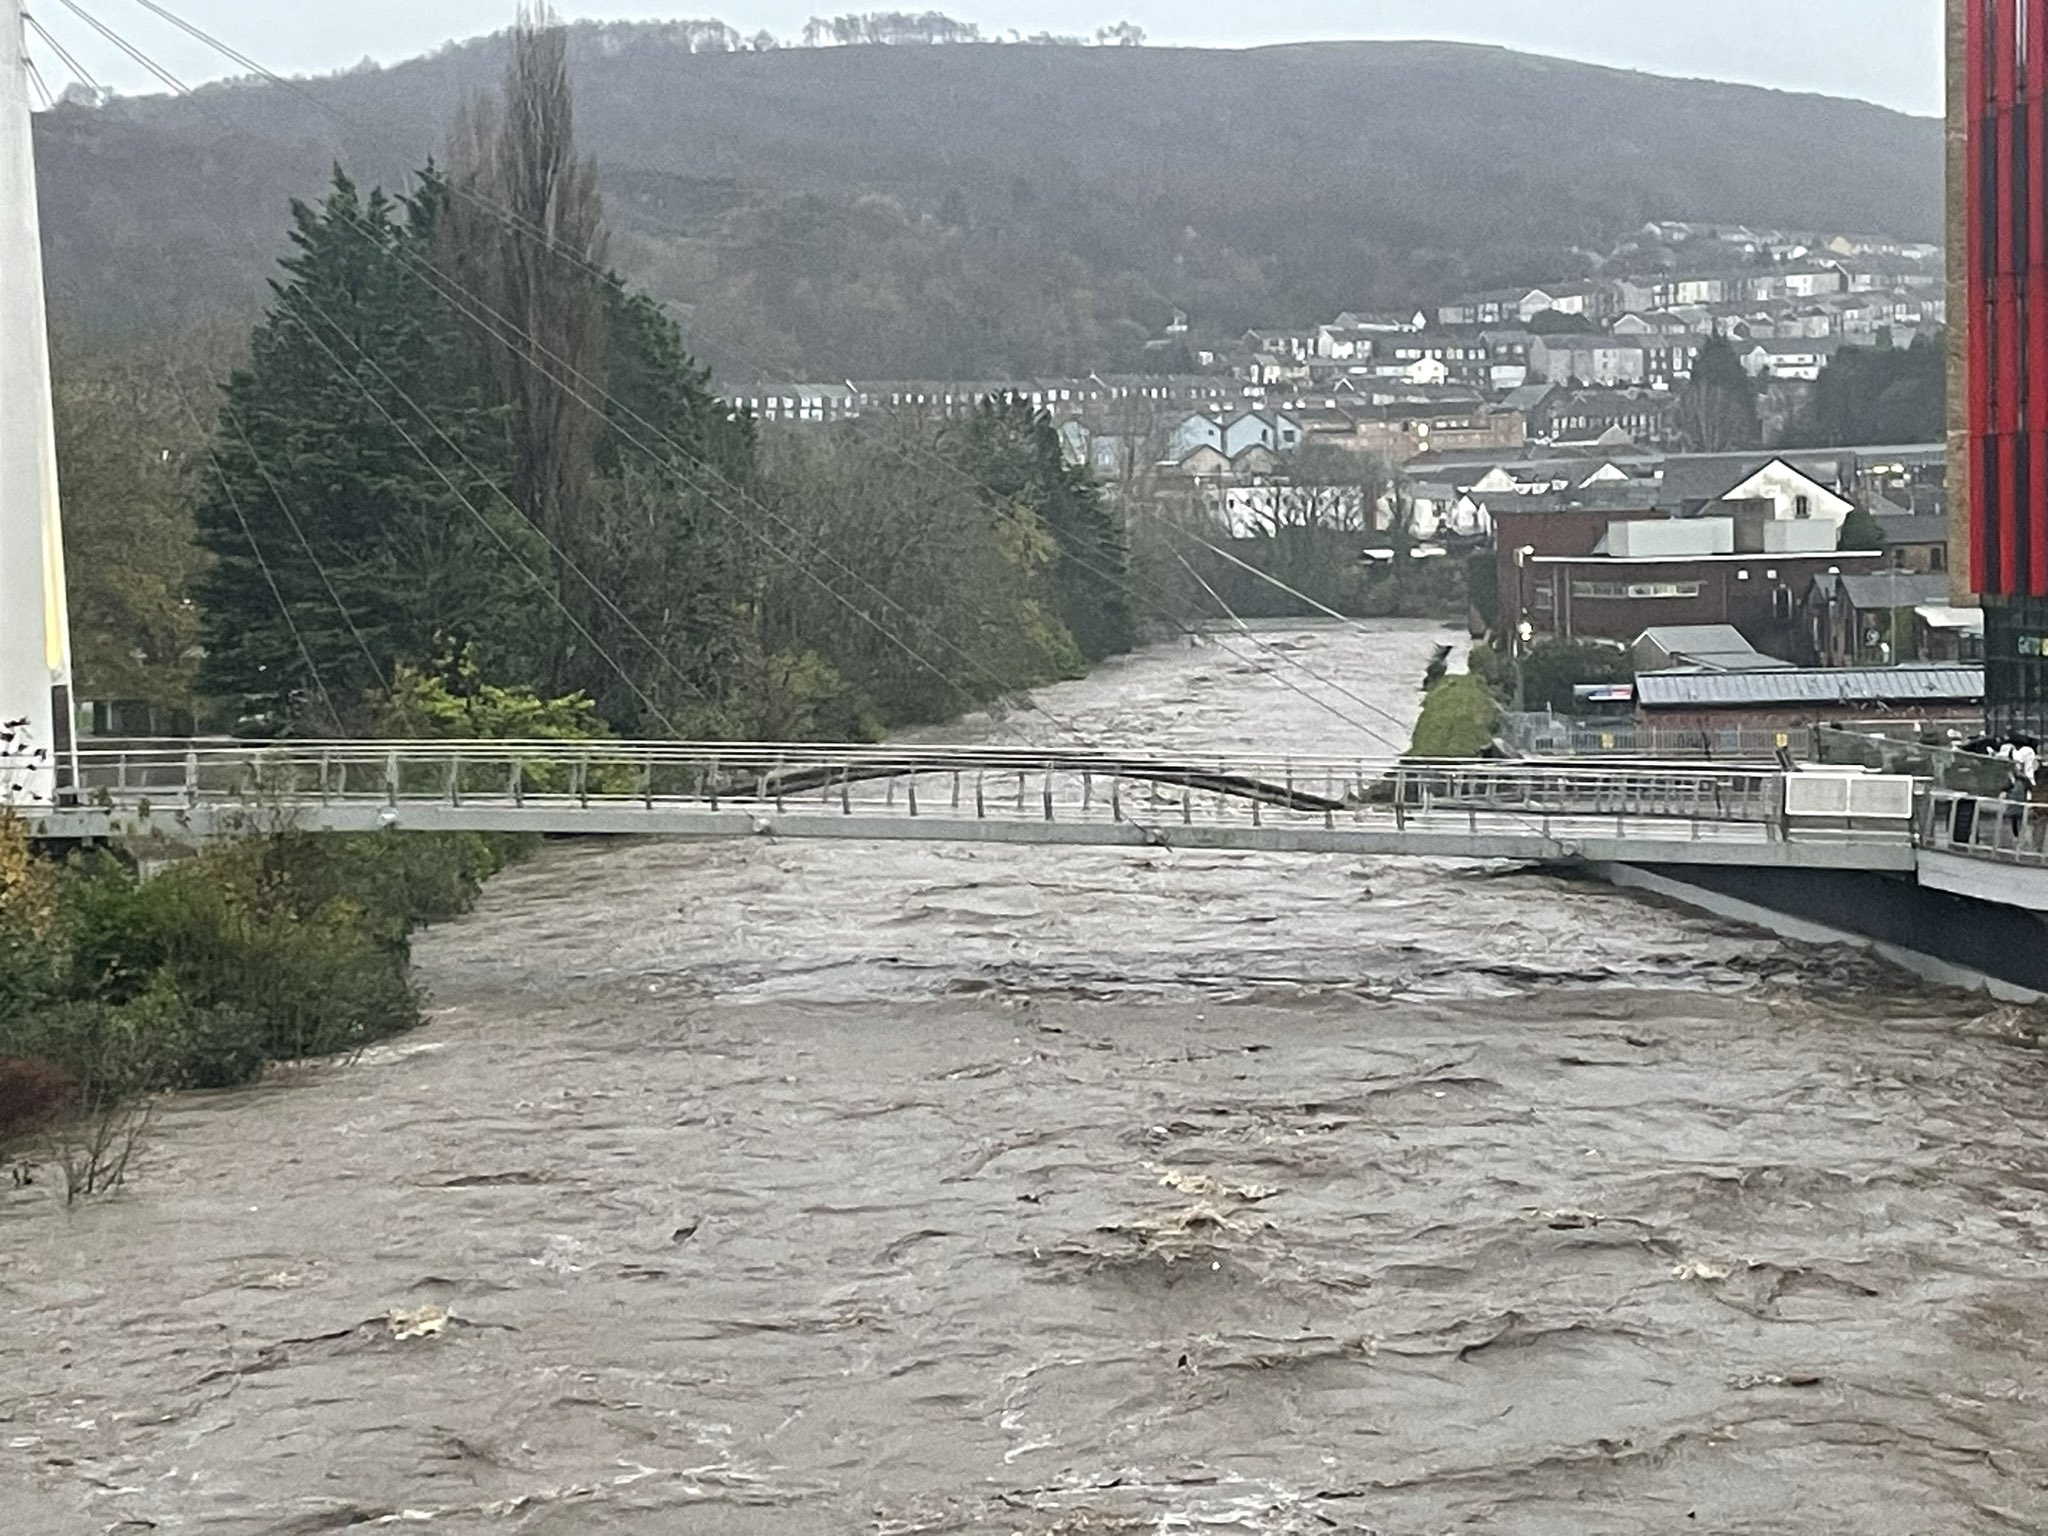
[727,221,1946,468]
[723,218,1964,750]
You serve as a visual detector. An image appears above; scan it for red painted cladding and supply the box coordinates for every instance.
[1970,0,2048,597]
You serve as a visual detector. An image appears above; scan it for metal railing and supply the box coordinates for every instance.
[1813,725,2011,795]
[10,739,1810,835]
[1499,713,1808,763]
[1921,792,2048,868]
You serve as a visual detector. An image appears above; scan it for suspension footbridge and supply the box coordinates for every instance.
[3,3,2044,999]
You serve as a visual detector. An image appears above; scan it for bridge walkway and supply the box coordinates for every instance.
[13,742,1922,873]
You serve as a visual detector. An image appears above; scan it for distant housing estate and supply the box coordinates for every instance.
[717,221,1950,580]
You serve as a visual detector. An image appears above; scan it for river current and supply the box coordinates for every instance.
[5,621,2048,1534]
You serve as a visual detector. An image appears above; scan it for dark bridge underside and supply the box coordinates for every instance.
[1622,862,2048,996]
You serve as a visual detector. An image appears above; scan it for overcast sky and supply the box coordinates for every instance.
[29,0,1947,116]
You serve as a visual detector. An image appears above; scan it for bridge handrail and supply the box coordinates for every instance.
[16,738,1825,834]
[53,738,1780,769]
[1920,790,2048,868]
[49,743,1788,797]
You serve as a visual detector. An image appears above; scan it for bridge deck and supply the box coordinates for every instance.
[11,742,1921,873]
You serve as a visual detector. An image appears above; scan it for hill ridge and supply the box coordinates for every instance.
[32,33,1942,378]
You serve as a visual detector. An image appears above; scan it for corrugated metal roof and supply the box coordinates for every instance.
[1837,572,1954,610]
[1637,666,1984,710]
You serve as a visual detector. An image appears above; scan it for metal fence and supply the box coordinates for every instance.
[1922,792,2048,867]
[1498,713,1805,763]
[1813,726,2014,796]
[16,739,1807,833]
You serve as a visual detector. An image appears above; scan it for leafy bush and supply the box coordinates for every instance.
[0,818,505,1145]
[1409,674,1502,759]
[1465,638,1634,716]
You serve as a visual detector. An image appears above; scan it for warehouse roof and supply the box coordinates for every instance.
[1636,666,1985,711]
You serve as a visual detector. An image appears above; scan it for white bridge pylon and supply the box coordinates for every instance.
[0,3,75,804]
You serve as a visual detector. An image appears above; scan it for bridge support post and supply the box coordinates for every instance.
[0,8,75,805]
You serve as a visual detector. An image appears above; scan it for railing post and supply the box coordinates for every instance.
[320,750,332,806]
[186,747,199,809]
[907,776,919,818]
[975,772,986,819]
[709,756,721,813]
[1043,770,1055,823]
[510,758,524,808]
[578,755,590,809]
[447,756,460,808]
[386,752,399,808]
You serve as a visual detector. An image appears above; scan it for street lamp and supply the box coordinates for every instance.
[1513,546,1537,712]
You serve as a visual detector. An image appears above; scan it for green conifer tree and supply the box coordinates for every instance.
[193,172,532,728]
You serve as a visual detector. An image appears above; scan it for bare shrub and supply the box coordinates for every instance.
[56,1095,156,1205]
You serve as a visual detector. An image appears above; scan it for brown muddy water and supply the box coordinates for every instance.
[5,622,2048,1534]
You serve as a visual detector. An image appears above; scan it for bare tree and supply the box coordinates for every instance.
[445,3,611,683]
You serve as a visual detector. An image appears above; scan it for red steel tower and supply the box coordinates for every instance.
[1962,0,2048,730]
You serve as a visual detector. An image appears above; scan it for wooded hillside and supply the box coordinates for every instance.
[34,29,1943,378]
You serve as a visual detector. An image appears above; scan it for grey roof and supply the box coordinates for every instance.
[1656,452,1847,512]
[1499,384,1559,414]
[1634,626,1788,671]
[1505,486,1664,515]
[1637,666,1985,711]
[1875,512,1950,546]
[1836,571,1954,611]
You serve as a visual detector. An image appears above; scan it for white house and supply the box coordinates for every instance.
[1714,458,1856,527]
[1530,336,1650,387]
[1384,485,1492,539]
[1741,340,1839,382]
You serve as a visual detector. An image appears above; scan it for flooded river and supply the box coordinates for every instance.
[6,621,2048,1533]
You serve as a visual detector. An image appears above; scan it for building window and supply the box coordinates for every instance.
[1571,581,1706,601]
[1794,494,1812,519]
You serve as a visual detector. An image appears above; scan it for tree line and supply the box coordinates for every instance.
[59,16,1135,741]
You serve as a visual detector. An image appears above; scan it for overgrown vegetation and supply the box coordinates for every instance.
[1470,638,1637,715]
[1788,333,1947,448]
[0,811,512,1194]
[1408,674,1502,759]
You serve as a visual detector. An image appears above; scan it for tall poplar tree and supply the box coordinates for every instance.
[442,4,611,692]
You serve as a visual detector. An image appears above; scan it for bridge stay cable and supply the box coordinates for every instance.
[97,0,1414,752]
[50,3,997,741]
[21,10,100,95]
[189,435,347,731]
[40,3,690,728]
